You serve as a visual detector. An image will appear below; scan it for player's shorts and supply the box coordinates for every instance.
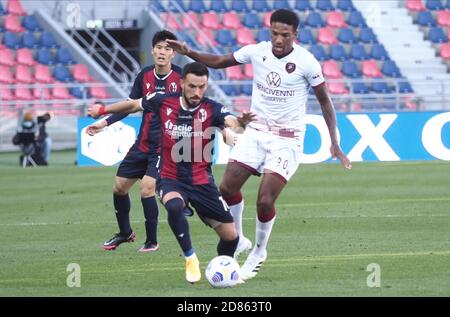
[116,145,160,179]
[229,127,304,183]
[157,178,233,227]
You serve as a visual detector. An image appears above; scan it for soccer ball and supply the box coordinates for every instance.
[205,255,241,288]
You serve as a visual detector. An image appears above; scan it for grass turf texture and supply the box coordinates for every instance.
[0,150,449,296]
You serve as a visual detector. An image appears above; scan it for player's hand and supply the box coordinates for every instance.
[330,143,352,170]
[87,104,103,118]
[222,128,238,146]
[237,111,256,129]
[166,39,190,55]
[86,120,107,136]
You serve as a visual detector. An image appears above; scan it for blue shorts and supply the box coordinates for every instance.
[157,178,234,226]
[116,146,160,179]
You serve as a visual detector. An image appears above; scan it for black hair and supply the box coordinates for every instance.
[93,100,105,106]
[152,30,178,47]
[182,62,209,79]
[270,9,299,31]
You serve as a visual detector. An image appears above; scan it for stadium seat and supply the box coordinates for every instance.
[33,86,51,100]
[318,27,338,44]
[236,28,256,45]
[15,48,35,66]
[188,0,207,13]
[202,12,221,30]
[36,48,55,65]
[220,84,240,96]
[161,13,180,30]
[22,15,41,32]
[350,44,369,60]
[240,84,253,96]
[243,63,253,80]
[362,60,383,77]
[52,82,73,99]
[406,0,426,11]
[7,0,26,15]
[428,26,448,43]
[330,44,349,61]
[0,65,14,84]
[177,30,198,49]
[230,0,250,13]
[0,87,14,100]
[263,12,271,28]
[223,12,242,29]
[56,47,75,65]
[326,11,347,28]
[0,2,6,15]
[257,29,271,42]
[0,48,15,66]
[322,60,343,79]
[196,29,217,47]
[252,0,271,12]
[14,87,33,100]
[370,44,390,60]
[172,0,187,11]
[446,0,450,9]
[182,12,199,29]
[294,0,313,11]
[310,44,329,61]
[359,28,378,43]
[328,81,349,94]
[215,29,235,46]
[440,42,450,59]
[416,11,436,26]
[2,32,20,49]
[437,10,450,27]
[382,60,402,77]
[210,0,228,12]
[341,61,362,78]
[70,86,89,99]
[4,14,25,32]
[371,81,392,93]
[72,64,91,83]
[338,28,357,44]
[226,65,245,80]
[21,31,38,49]
[90,85,110,99]
[34,64,54,83]
[351,82,370,94]
[243,13,262,29]
[337,0,356,12]
[53,65,73,82]
[316,0,335,11]
[40,31,59,48]
[426,0,444,10]
[399,80,414,93]
[298,28,316,44]
[306,12,326,27]
[273,0,291,10]
[347,11,367,27]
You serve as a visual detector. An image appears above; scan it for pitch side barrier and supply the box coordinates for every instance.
[76,111,450,166]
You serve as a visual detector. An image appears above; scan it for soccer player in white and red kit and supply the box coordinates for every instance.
[167,9,351,280]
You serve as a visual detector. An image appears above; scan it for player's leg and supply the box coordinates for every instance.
[138,174,160,252]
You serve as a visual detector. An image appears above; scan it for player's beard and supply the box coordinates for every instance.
[184,95,201,109]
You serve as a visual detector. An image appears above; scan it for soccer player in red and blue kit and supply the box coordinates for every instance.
[88,62,255,283]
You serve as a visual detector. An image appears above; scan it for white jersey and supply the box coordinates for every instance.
[233,41,324,136]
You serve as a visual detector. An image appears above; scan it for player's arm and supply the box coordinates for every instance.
[313,84,352,170]
[87,99,142,119]
[166,40,239,69]
[224,112,256,131]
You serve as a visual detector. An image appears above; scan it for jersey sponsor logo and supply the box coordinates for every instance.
[198,108,207,123]
[266,72,281,88]
[286,62,296,73]
[169,82,177,92]
[312,74,322,80]
[155,85,165,91]
[164,120,203,138]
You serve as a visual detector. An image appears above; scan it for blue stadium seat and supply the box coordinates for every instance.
[2,32,20,49]
[341,61,362,78]
[359,28,378,43]
[446,0,450,9]
[330,44,349,60]
[70,87,89,99]
[305,12,325,27]
[398,79,414,93]
[22,15,41,32]
[178,30,198,49]
[428,26,448,43]
[372,81,393,93]
[338,28,357,44]
[298,28,316,44]
[0,2,6,15]
[316,0,334,11]
[216,29,236,46]
[210,69,225,80]
[169,0,186,11]
[21,31,38,49]
[240,84,253,96]
[416,11,436,26]
[257,29,271,42]
[352,82,370,94]
[310,44,329,61]
[273,0,291,10]
[36,48,55,65]
[371,44,390,60]
[337,0,356,12]
[189,0,206,13]
[350,44,368,60]
[426,0,444,10]
[294,0,313,11]
[347,11,367,27]
[231,0,250,12]
[252,0,271,12]
[220,85,239,96]
[210,0,228,12]
[53,65,73,82]
[40,31,59,48]
[243,13,262,29]
[56,47,75,65]
[381,60,402,77]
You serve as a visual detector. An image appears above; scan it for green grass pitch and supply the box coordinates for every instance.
[0,150,449,296]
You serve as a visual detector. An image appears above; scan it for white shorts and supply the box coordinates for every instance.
[229,127,304,182]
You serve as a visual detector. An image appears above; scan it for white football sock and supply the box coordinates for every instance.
[253,216,276,258]
[229,200,245,238]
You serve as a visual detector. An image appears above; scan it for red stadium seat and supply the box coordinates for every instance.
[14,87,33,100]
[51,82,73,99]
[437,10,450,27]
[406,0,426,11]
[0,65,14,83]
[4,15,25,32]
[322,60,343,79]
[326,11,347,28]
[0,87,14,100]
[34,64,54,83]
[328,81,349,94]
[236,28,256,45]
[196,29,217,46]
[0,48,16,66]
[233,96,251,113]
[32,86,51,100]
[15,64,33,83]
[441,42,450,59]
[318,27,339,45]
[161,13,180,31]
[226,65,245,80]
[223,12,242,29]
[201,12,221,30]
[362,60,383,77]
[72,64,91,83]
[182,12,200,29]
[263,12,272,28]
[7,0,26,15]
[15,48,35,66]
[90,85,110,99]
[243,63,253,79]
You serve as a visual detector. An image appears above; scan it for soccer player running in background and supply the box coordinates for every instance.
[167,9,352,280]
[88,62,255,283]
[86,30,187,253]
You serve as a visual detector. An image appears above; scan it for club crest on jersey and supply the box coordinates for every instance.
[169,82,177,92]
[266,72,281,88]
[286,63,296,73]
[198,108,207,123]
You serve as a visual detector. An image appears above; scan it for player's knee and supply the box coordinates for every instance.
[140,186,155,197]
[113,184,128,196]
[219,183,237,200]
[164,197,185,218]
[257,196,274,215]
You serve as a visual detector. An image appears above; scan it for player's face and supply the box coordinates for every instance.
[181,74,208,108]
[152,41,175,67]
[270,22,298,57]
